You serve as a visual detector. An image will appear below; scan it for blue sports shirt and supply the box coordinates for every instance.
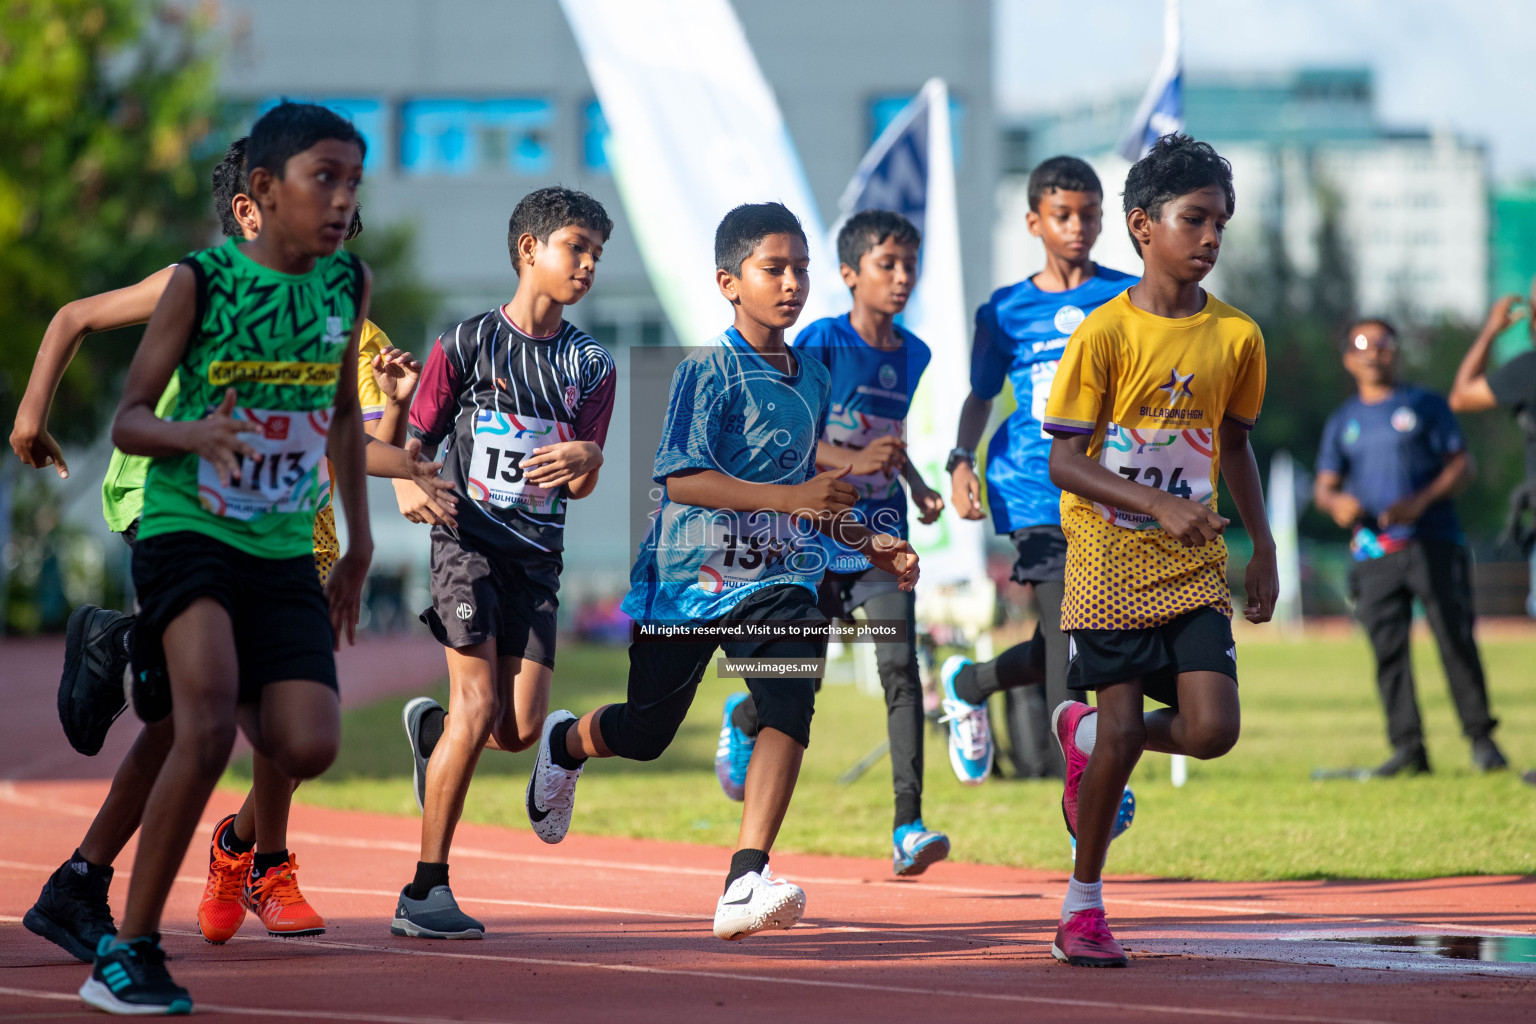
[1316,385,1465,545]
[971,266,1136,533]
[795,315,931,574]
[623,328,833,623]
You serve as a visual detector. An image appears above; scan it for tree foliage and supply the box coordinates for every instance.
[0,0,222,443]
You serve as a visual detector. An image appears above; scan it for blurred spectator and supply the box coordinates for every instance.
[1314,319,1507,776]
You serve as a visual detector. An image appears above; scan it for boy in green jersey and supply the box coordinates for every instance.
[80,103,374,1016]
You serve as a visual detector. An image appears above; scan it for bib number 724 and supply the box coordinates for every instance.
[1115,464,1194,498]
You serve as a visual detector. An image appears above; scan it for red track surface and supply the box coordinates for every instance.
[2,779,1533,1023]
[2,636,1533,1022]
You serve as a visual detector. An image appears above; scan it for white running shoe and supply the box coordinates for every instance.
[939,655,993,785]
[526,710,582,844]
[713,867,805,941]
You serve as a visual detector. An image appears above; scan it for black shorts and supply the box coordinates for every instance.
[120,518,140,549]
[421,530,560,666]
[130,530,337,706]
[1066,607,1236,708]
[1010,525,1067,585]
[604,584,824,755]
[816,566,901,620]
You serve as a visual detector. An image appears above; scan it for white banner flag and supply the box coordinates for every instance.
[558,0,841,344]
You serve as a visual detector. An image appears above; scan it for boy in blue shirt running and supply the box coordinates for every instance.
[715,210,949,877]
[942,157,1134,788]
[526,203,918,941]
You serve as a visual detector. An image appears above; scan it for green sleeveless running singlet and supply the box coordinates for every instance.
[138,237,363,559]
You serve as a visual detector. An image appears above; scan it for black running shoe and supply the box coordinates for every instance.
[58,605,134,755]
[24,860,118,963]
[1472,736,1509,773]
[78,933,191,1015]
[1373,743,1431,777]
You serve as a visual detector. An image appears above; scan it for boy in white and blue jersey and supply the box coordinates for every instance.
[715,210,950,878]
[528,203,919,942]
[942,157,1136,789]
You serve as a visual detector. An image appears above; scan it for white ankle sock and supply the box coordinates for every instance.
[1075,712,1097,756]
[1061,877,1103,922]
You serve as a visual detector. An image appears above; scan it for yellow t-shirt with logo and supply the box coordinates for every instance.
[1042,291,1266,631]
[311,319,395,586]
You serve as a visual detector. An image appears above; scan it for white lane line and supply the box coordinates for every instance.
[0,986,540,1024]
[153,928,1405,1024]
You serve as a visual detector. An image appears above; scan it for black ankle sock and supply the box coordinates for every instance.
[251,849,288,879]
[408,861,449,901]
[219,823,255,857]
[419,705,446,758]
[730,696,760,737]
[952,661,988,706]
[548,717,587,771]
[894,795,921,832]
[725,848,770,891]
[66,849,109,878]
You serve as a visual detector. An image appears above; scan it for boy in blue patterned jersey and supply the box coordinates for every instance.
[942,157,1136,794]
[715,209,949,877]
[528,203,919,941]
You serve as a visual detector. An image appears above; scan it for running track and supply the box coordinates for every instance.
[2,638,1534,1021]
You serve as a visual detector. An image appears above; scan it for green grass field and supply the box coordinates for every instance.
[231,633,1536,881]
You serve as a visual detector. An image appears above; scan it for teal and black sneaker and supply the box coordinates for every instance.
[714,693,755,801]
[892,820,951,877]
[79,933,191,1015]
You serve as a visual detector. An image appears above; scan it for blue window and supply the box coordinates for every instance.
[400,99,554,176]
[583,100,611,173]
[869,94,966,168]
[256,98,387,172]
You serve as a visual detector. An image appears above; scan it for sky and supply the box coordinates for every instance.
[995,0,1536,181]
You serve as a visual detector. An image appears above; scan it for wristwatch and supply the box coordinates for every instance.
[945,447,977,473]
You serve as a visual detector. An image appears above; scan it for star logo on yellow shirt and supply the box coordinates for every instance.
[1158,368,1195,402]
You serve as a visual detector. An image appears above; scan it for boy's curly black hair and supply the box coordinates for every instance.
[836,209,921,272]
[1122,134,1235,255]
[507,186,613,272]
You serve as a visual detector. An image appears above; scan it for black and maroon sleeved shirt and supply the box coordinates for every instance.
[409,308,616,554]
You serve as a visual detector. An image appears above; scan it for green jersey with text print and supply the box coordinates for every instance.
[138,237,363,559]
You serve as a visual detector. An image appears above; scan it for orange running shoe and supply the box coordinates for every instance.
[243,854,325,937]
[198,814,251,944]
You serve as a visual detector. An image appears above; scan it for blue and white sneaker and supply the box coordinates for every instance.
[79,933,191,1015]
[938,655,992,785]
[1068,787,1137,862]
[715,693,755,802]
[892,820,951,877]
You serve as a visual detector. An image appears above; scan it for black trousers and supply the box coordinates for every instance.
[1349,540,1496,749]
[991,580,1086,777]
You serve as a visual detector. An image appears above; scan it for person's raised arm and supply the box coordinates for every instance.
[1048,432,1228,548]
[525,354,617,499]
[323,267,375,647]
[112,266,258,481]
[395,333,461,526]
[365,344,421,447]
[1217,418,1277,624]
[665,465,856,519]
[1450,295,1526,413]
[13,266,177,476]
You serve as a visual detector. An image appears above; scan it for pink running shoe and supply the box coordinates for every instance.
[1051,701,1095,838]
[1052,907,1127,967]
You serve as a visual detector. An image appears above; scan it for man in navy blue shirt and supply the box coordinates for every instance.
[943,157,1134,787]
[1315,318,1507,776]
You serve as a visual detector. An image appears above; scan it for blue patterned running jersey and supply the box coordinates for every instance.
[623,328,833,623]
[794,314,930,574]
[971,266,1136,533]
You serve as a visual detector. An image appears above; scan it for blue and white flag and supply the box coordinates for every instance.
[836,79,988,594]
[1116,0,1184,161]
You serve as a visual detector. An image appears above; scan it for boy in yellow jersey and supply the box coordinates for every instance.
[1040,135,1276,967]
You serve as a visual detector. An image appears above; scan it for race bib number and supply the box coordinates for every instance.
[467,410,573,515]
[822,407,902,500]
[693,511,823,593]
[197,407,330,521]
[1030,360,1059,439]
[1095,424,1215,530]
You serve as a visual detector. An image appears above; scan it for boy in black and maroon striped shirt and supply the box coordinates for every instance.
[392,187,616,939]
